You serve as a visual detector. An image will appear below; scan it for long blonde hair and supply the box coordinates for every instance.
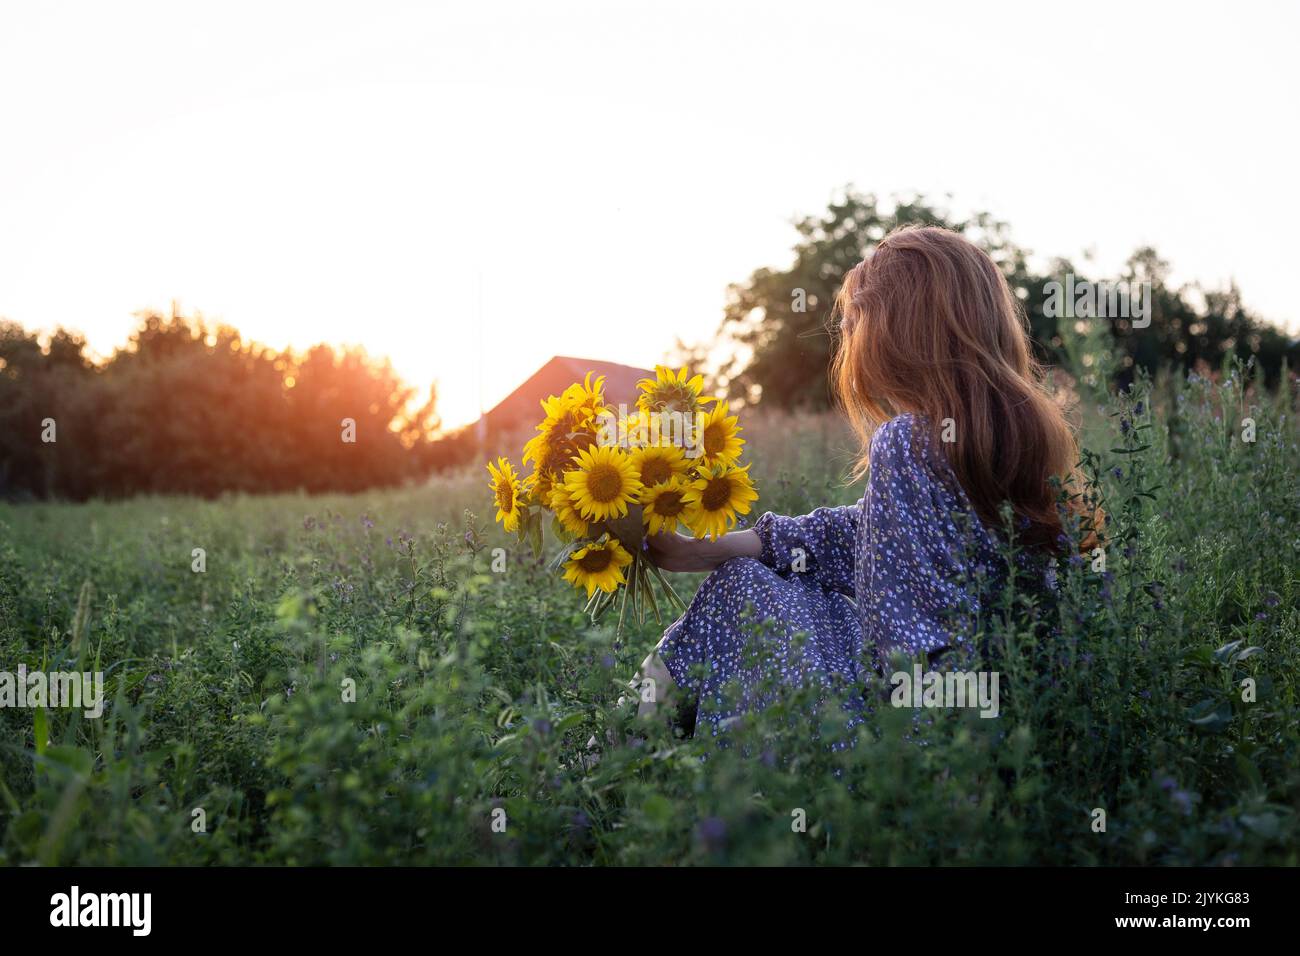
[831,224,1085,550]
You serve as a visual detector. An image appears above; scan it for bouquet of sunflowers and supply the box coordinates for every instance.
[486,366,758,630]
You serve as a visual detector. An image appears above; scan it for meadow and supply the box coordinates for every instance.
[0,361,1297,865]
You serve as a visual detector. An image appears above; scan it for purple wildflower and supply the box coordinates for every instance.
[694,817,728,854]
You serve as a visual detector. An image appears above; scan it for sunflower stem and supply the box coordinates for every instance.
[591,588,615,622]
[648,561,689,614]
[636,556,648,626]
[641,555,662,626]
[615,563,631,636]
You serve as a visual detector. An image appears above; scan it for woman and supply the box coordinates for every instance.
[637,225,1089,736]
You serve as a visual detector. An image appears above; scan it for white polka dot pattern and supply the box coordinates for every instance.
[658,413,1003,734]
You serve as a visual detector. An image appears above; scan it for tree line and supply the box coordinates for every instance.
[690,189,1298,408]
[4,190,1296,499]
[0,309,441,500]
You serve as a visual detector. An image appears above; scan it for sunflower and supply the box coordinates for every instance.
[629,443,688,488]
[682,463,758,540]
[486,457,524,532]
[523,394,601,498]
[563,445,642,521]
[560,372,608,429]
[562,535,633,598]
[636,365,717,416]
[693,400,745,468]
[640,475,692,536]
[523,469,552,506]
[549,484,589,538]
[523,426,564,478]
[618,409,650,448]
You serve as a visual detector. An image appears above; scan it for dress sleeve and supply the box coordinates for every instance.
[752,502,862,596]
[862,415,991,667]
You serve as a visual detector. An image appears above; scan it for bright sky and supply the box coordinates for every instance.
[2,0,1297,428]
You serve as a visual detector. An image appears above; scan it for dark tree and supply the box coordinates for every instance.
[0,310,440,500]
[711,188,1297,409]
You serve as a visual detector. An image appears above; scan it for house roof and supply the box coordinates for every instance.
[482,355,652,431]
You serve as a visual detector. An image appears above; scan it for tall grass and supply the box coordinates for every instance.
[0,359,1296,864]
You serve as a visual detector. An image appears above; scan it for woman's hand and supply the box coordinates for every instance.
[645,529,763,573]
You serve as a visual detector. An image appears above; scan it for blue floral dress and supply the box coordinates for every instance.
[658,413,1007,735]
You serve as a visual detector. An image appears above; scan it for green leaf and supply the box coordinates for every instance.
[1212,640,1243,664]
[550,514,576,543]
[528,512,544,558]
[1239,812,1281,840]
[553,712,585,735]
[641,794,675,826]
[1186,699,1233,733]
[42,745,92,778]
[33,706,48,757]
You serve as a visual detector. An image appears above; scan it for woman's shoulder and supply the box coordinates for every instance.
[868,412,965,497]
[868,412,930,466]
[868,413,988,528]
